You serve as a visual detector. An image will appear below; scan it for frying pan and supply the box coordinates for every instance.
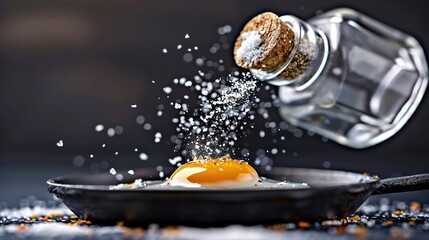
[47,167,429,226]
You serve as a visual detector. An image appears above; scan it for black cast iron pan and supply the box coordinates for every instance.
[47,167,429,226]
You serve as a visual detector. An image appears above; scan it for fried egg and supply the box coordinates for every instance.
[111,156,310,190]
[168,157,260,188]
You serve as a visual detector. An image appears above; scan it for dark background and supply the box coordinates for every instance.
[1,0,429,207]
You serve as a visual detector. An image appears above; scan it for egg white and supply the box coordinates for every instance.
[110,177,310,190]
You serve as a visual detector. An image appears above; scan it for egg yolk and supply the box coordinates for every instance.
[167,157,260,188]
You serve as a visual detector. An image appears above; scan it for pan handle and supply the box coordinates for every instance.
[373,173,429,195]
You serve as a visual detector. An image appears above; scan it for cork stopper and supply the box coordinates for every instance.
[233,12,295,71]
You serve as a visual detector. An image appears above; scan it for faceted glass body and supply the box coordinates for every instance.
[270,8,427,148]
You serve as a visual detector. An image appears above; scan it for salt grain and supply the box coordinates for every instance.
[95,124,104,132]
[163,87,172,94]
[168,156,182,165]
[56,140,63,147]
[109,168,117,175]
[115,174,123,181]
[139,153,148,161]
[107,128,115,137]
[136,115,145,125]
[73,155,85,167]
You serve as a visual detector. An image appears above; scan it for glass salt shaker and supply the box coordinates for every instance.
[234,9,428,148]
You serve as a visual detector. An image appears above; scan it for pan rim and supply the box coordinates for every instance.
[47,167,380,194]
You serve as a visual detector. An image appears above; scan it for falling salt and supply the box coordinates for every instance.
[95,124,104,132]
[168,156,182,165]
[154,132,162,143]
[102,143,106,147]
[139,153,148,161]
[143,123,152,130]
[218,25,232,35]
[73,155,85,167]
[177,44,182,50]
[115,152,118,155]
[90,154,94,158]
[163,87,172,94]
[162,48,168,53]
[323,161,331,168]
[136,115,145,125]
[128,170,135,175]
[183,53,193,62]
[114,125,123,135]
[185,34,190,39]
[235,31,264,66]
[131,104,137,108]
[107,128,115,137]
[56,140,63,147]
[109,168,117,175]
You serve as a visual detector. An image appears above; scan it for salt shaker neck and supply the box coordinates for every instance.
[251,15,329,89]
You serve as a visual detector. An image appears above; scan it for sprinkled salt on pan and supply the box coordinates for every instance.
[236,31,264,66]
